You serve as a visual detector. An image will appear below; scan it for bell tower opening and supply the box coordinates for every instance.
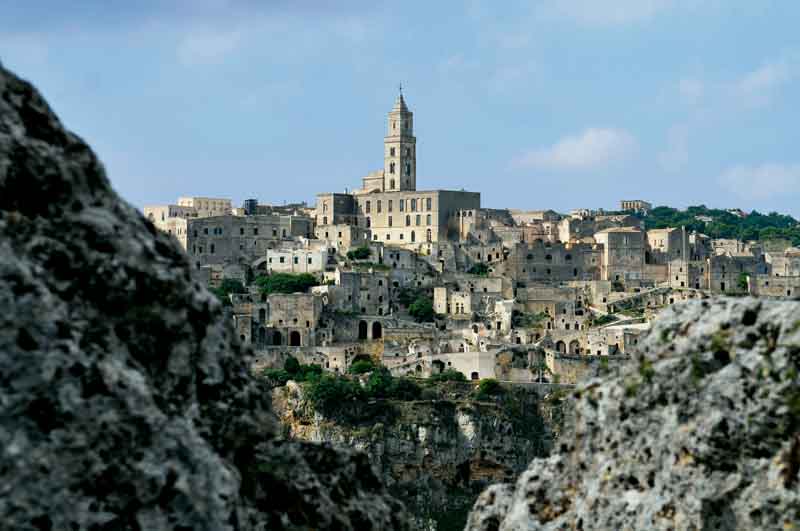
[384,86,416,192]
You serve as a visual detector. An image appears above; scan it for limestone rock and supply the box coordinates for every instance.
[0,64,409,530]
[466,298,800,530]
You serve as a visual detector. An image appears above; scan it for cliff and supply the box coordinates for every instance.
[0,64,409,530]
[466,298,800,530]
[271,381,569,530]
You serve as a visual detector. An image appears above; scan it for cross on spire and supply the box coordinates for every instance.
[399,82,403,96]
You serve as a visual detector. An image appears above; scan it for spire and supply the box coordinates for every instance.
[393,83,408,112]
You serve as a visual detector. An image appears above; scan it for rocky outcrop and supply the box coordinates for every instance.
[272,382,568,530]
[0,64,409,530]
[466,298,800,530]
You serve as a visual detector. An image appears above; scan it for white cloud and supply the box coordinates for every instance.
[735,60,791,107]
[513,127,637,171]
[177,28,243,65]
[659,125,689,172]
[719,163,800,200]
[678,78,704,104]
[544,0,675,26]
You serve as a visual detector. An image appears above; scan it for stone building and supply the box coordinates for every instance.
[315,91,481,247]
[619,199,652,214]
[187,214,313,267]
[264,247,335,274]
[315,224,371,251]
[594,227,646,282]
[647,227,688,264]
[177,196,232,218]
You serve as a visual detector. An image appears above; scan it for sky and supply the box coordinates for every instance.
[2,0,799,216]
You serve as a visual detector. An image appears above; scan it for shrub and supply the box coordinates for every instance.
[429,369,467,382]
[348,358,376,374]
[306,374,364,414]
[347,246,372,260]
[467,263,489,276]
[209,278,246,306]
[254,273,318,295]
[284,356,301,375]
[593,314,619,327]
[409,296,435,322]
[474,378,503,400]
[389,377,422,401]
[262,368,292,386]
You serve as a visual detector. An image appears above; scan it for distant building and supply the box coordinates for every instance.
[619,200,652,214]
[315,90,480,247]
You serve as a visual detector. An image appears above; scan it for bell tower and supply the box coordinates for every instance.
[384,86,416,192]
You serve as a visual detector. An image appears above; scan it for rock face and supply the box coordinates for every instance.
[466,298,800,530]
[272,382,568,530]
[0,64,409,530]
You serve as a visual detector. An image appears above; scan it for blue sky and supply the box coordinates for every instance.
[2,1,799,215]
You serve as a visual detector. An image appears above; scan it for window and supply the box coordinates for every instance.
[377,200,382,213]
[390,179,395,189]
[280,257,285,263]
[389,162,395,174]
[210,244,215,254]
[253,228,258,235]
[426,214,431,225]
[388,200,393,212]
[293,257,299,264]
[411,199,417,211]
[323,202,328,213]
[239,227,244,235]
[405,163,411,176]
[390,147,396,156]
[416,215,421,226]
[400,200,405,212]
[406,148,411,157]
[308,257,312,264]
[366,217,371,228]
[365,201,371,214]
[322,216,328,225]
[272,228,277,237]
[426,198,432,211]
[406,215,411,226]
[388,216,393,227]
[203,228,208,235]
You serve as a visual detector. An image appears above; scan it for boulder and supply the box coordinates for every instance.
[0,63,409,530]
[466,298,800,530]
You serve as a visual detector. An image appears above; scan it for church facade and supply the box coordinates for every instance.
[316,92,480,246]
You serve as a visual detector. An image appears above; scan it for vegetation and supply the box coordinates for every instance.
[738,272,749,291]
[209,278,246,306]
[512,310,549,328]
[397,287,426,307]
[593,314,619,327]
[467,263,490,276]
[636,205,800,245]
[305,366,422,415]
[346,246,372,260]
[409,296,436,322]
[262,355,323,386]
[254,273,318,295]
[429,369,467,382]
[474,378,504,400]
[348,357,377,374]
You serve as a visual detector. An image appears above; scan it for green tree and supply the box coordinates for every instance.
[254,273,319,295]
[467,263,489,276]
[347,246,372,260]
[409,296,435,322]
[209,278,246,306]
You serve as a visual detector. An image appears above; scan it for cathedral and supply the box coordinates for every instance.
[315,91,480,246]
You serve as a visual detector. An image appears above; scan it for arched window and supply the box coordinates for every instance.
[322,216,328,225]
[390,179,395,189]
[426,214,431,225]
[545,254,553,261]
[426,229,432,242]
[406,215,411,226]
[411,231,416,242]
[366,217,371,228]
[389,162,395,174]
[411,199,417,211]
[405,163,411,176]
